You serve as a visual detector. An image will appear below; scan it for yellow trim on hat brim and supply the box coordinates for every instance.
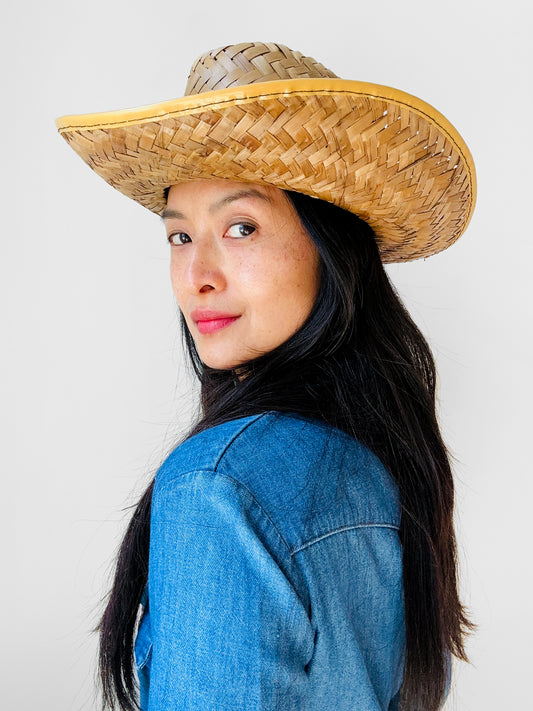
[56,77,477,257]
[56,78,475,199]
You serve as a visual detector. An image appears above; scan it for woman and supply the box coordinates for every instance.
[56,42,476,711]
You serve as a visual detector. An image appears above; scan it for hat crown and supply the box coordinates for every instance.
[184,42,338,95]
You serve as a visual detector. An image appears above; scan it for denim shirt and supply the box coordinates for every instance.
[135,411,408,710]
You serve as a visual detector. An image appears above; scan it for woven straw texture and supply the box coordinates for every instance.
[57,42,476,262]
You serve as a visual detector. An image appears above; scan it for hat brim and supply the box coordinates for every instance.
[56,78,476,262]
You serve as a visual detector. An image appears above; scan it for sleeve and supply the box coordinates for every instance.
[147,469,316,711]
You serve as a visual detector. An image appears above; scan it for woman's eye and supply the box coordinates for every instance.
[225,223,256,238]
[168,232,191,246]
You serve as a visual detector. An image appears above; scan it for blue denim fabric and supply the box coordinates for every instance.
[135,411,413,709]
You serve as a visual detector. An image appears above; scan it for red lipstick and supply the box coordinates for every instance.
[191,309,240,335]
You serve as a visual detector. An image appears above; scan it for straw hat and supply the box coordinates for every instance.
[56,42,476,262]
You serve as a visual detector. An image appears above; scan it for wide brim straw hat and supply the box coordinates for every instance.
[56,42,476,262]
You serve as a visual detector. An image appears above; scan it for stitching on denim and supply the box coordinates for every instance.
[156,467,293,555]
[213,412,270,470]
[136,643,153,671]
[290,523,400,556]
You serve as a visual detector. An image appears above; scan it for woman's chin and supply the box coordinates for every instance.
[199,351,246,371]
[198,346,261,371]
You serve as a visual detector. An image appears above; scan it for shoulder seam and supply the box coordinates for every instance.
[155,467,293,556]
[212,412,271,471]
[291,522,401,556]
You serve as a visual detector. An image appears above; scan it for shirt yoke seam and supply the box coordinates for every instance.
[291,523,401,555]
[212,412,271,470]
[156,468,400,560]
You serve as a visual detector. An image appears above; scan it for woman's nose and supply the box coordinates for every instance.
[184,240,226,294]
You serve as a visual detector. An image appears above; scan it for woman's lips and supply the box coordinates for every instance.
[191,309,240,335]
[196,317,240,334]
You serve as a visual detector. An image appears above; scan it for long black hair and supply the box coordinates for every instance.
[98,189,475,710]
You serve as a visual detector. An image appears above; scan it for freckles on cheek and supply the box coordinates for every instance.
[169,264,185,304]
[237,254,273,290]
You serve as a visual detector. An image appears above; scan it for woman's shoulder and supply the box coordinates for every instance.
[157,411,359,484]
[157,411,281,481]
[156,411,401,537]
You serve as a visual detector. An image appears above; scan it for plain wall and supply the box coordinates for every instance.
[2,1,531,708]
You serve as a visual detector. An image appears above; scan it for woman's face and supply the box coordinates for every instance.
[164,179,320,370]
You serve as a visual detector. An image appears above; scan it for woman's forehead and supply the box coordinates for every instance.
[167,178,280,200]
[164,180,291,220]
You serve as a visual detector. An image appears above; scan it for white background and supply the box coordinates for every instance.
[2,1,531,709]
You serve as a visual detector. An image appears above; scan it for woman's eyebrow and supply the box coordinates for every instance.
[161,188,271,221]
[161,207,186,220]
[208,189,271,214]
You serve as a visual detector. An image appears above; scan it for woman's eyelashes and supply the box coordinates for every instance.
[224,223,256,238]
[168,232,191,245]
[167,223,256,245]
